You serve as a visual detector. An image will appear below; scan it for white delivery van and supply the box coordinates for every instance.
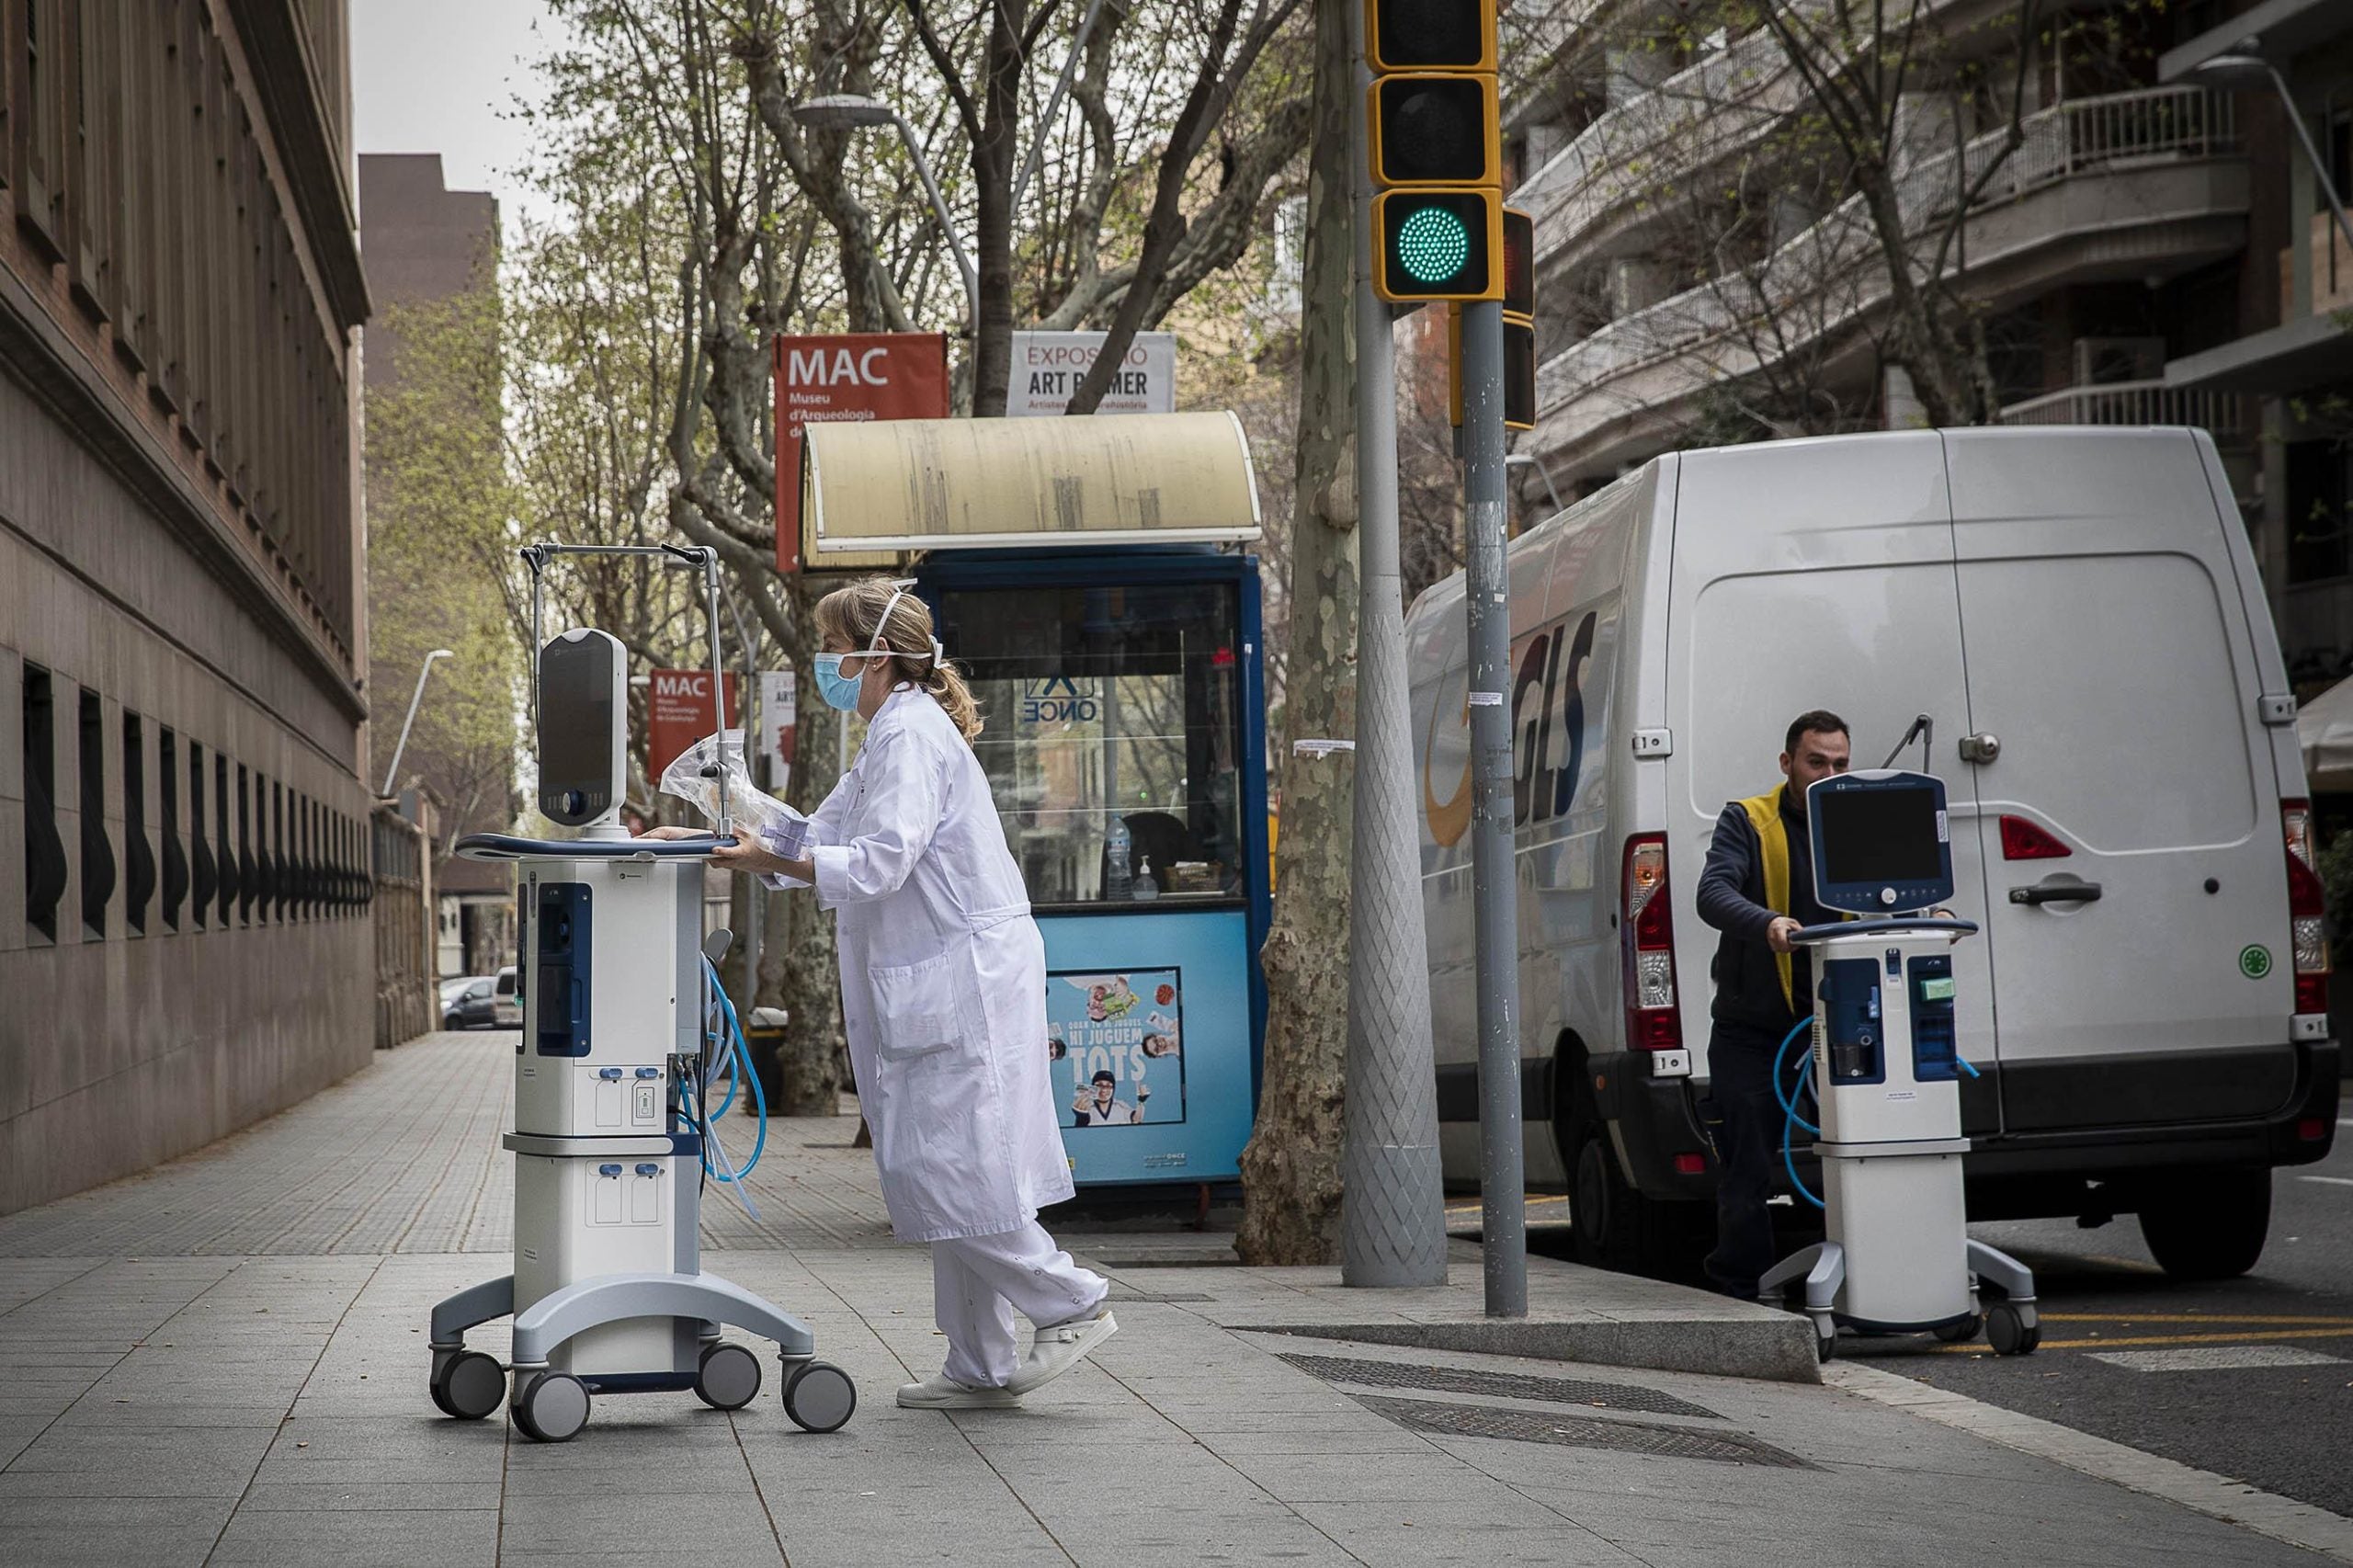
[1406,427,2337,1280]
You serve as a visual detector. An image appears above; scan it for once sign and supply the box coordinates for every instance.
[773,332,949,571]
[1007,331,1176,417]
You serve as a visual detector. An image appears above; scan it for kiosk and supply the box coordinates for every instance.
[1759,768,2040,1360]
[800,415,1271,1190]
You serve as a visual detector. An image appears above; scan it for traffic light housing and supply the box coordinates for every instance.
[1367,74,1502,186]
[1449,206,1537,430]
[1365,0,1495,71]
[1366,0,1502,302]
[1379,190,1502,301]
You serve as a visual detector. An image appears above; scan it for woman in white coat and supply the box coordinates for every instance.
[663,577,1115,1410]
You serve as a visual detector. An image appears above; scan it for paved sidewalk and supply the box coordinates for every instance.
[0,1032,2338,1566]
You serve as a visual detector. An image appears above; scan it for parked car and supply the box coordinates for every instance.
[1407,427,2337,1282]
[443,976,497,1030]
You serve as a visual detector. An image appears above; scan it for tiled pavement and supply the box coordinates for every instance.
[0,1031,2335,1566]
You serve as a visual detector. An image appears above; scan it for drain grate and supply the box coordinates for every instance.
[1279,1354,1720,1419]
[1110,1292,1216,1304]
[1356,1395,1810,1468]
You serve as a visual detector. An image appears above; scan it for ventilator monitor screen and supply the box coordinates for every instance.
[1819,789,1940,883]
[1807,770,1953,915]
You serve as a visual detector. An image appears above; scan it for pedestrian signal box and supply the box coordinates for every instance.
[1449,206,1537,429]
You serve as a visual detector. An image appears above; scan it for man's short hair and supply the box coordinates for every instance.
[1091,1071,1117,1085]
[1785,710,1849,756]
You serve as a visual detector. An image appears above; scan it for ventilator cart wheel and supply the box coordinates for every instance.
[696,1342,764,1411]
[1985,1303,2039,1357]
[431,1349,506,1420]
[783,1360,857,1433]
[1814,1326,1837,1364]
[512,1369,591,1442]
[1933,1314,1984,1345]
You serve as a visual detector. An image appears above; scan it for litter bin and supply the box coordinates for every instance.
[744,1006,789,1109]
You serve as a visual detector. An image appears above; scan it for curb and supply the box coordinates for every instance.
[1244,1315,1825,1385]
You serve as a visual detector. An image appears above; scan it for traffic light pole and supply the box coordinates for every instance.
[1341,0,1449,1290]
[1459,299,1529,1317]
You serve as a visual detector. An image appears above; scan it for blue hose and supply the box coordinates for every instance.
[698,956,767,1181]
[1774,1017,1826,1210]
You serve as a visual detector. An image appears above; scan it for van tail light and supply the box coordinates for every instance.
[1622,835,1682,1051]
[1999,815,2071,859]
[2284,800,2330,1014]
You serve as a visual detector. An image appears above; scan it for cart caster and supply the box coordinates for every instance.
[696,1342,764,1412]
[1814,1327,1837,1364]
[512,1369,591,1442]
[1933,1314,1984,1346]
[1986,1303,2040,1356]
[431,1349,506,1420]
[783,1360,857,1433]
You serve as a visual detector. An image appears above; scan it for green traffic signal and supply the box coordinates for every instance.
[1376,190,1498,301]
[1397,206,1472,284]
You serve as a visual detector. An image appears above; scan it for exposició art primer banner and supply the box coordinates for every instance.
[1047,970,1185,1129]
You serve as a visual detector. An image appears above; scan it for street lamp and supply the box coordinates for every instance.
[2181,40,2353,284]
[381,649,455,798]
[792,94,982,337]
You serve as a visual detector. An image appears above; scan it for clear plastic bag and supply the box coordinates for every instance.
[658,731,813,858]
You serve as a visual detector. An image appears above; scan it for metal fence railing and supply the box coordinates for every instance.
[1995,379,2245,437]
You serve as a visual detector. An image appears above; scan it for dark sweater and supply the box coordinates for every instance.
[1694,786,1832,1040]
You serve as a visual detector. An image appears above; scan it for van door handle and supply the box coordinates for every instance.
[2009,882,2102,905]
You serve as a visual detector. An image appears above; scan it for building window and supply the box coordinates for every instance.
[216,752,236,926]
[236,764,254,925]
[159,727,187,930]
[122,710,154,934]
[2288,436,2353,585]
[255,775,275,925]
[22,665,67,941]
[188,740,212,926]
[77,688,114,937]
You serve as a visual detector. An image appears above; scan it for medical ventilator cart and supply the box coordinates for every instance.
[1757,769,2040,1362]
[425,542,856,1443]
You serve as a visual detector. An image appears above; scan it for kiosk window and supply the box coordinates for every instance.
[935,581,1245,908]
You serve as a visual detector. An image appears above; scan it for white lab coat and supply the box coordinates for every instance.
[785,686,1074,1243]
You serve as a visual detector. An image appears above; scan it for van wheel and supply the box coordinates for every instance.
[2137,1166,2270,1281]
[1570,1129,1709,1277]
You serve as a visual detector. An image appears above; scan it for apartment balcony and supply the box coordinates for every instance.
[1996,379,2247,442]
[1514,0,2010,287]
[1526,86,2247,485]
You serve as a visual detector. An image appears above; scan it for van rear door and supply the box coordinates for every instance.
[1941,430,2294,1133]
[1668,433,1997,1115]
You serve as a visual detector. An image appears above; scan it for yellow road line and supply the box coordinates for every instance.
[1931,1325,2353,1353]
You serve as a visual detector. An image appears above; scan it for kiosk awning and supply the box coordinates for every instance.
[801,411,1262,560]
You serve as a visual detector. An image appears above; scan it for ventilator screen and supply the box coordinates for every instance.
[1818,786,1943,885]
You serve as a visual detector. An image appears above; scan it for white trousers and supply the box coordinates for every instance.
[931,1221,1108,1389]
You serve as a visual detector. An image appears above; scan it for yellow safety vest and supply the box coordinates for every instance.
[1738,786,1795,1013]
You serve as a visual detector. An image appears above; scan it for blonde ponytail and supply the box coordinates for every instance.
[813,575,984,745]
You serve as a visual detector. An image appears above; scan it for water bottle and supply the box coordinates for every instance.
[1104,815,1132,900]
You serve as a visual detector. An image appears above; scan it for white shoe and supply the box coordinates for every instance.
[1007,1304,1119,1396]
[896,1372,1020,1410]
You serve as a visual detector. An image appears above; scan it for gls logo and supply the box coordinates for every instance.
[1423,610,1598,848]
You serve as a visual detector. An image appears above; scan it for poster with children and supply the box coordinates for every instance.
[1047,970,1186,1128]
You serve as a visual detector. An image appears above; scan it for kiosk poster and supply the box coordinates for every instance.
[1047,971,1186,1129]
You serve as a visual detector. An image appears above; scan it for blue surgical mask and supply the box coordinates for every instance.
[813,653,864,712]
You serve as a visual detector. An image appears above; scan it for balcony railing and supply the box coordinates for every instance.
[1996,379,2245,436]
[1537,86,2240,418]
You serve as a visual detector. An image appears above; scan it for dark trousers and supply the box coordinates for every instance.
[1702,1022,1797,1298]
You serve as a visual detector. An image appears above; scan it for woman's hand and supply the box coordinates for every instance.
[710,836,814,883]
